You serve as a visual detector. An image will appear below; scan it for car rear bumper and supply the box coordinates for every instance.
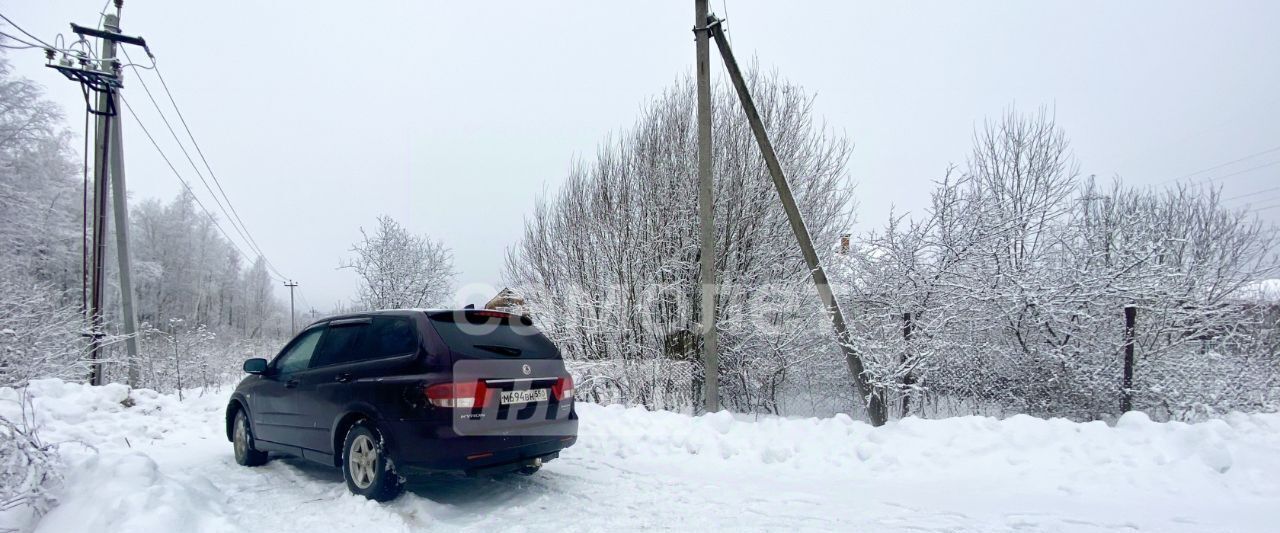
[400,437,575,476]
[382,416,578,474]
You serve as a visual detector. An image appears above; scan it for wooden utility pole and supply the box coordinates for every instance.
[705,15,887,425]
[284,280,299,334]
[694,0,719,413]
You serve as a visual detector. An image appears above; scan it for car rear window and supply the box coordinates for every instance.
[427,311,560,359]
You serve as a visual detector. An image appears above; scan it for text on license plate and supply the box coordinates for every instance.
[500,389,548,405]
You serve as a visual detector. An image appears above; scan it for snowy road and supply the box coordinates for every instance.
[7,380,1280,532]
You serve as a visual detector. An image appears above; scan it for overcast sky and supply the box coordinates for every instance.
[8,1,1280,311]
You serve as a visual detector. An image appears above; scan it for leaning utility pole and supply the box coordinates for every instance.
[104,12,142,387]
[47,0,148,385]
[703,14,887,425]
[694,0,719,413]
[284,280,299,334]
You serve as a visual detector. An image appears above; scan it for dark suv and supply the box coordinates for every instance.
[225,309,578,501]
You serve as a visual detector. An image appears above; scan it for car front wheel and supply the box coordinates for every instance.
[232,410,268,467]
[342,422,403,501]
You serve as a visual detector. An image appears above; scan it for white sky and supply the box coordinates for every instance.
[8,1,1280,311]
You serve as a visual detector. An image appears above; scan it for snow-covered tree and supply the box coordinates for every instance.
[0,55,85,387]
[505,69,855,414]
[342,215,456,310]
[0,51,83,527]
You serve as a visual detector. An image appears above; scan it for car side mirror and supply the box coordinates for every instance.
[243,358,268,375]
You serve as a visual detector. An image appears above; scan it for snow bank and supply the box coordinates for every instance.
[574,403,1280,486]
[0,379,206,452]
[34,452,236,533]
[4,379,1280,532]
[0,380,233,533]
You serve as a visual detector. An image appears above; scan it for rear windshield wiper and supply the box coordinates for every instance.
[474,344,522,357]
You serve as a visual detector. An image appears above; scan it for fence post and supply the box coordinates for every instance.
[901,311,915,417]
[1121,305,1136,413]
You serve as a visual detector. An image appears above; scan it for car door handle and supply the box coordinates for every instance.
[285,378,299,389]
[335,373,354,383]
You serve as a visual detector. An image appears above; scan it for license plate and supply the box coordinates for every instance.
[500,388,548,405]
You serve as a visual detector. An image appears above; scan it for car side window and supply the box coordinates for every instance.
[311,323,368,368]
[308,316,418,369]
[362,316,418,359]
[275,328,323,374]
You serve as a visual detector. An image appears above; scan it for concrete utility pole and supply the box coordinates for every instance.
[48,0,148,385]
[694,0,719,413]
[705,15,887,426]
[284,280,299,334]
[104,11,142,387]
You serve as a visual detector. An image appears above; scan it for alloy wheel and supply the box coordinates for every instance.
[348,434,378,489]
[233,415,248,460]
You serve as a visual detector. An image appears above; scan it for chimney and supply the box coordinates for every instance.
[839,234,851,254]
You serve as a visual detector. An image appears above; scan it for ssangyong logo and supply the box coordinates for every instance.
[521,364,532,376]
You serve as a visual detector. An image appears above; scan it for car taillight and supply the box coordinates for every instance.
[551,375,574,401]
[470,310,510,319]
[425,381,489,408]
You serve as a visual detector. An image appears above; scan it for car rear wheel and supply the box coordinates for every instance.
[232,410,268,467]
[342,422,403,501]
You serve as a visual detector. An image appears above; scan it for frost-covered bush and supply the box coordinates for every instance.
[102,321,283,397]
[0,278,87,389]
[0,405,61,532]
[840,108,1279,421]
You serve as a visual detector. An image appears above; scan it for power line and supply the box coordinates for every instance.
[296,286,313,314]
[1124,92,1280,174]
[120,96,288,282]
[1192,158,1280,185]
[1253,203,1280,213]
[120,48,289,282]
[66,33,288,282]
[141,50,289,281]
[0,12,56,50]
[81,105,90,314]
[97,0,114,31]
[17,15,296,286]
[719,0,732,45]
[0,12,97,57]
[123,47,288,281]
[295,286,328,324]
[123,59,260,255]
[1237,195,1280,211]
[0,32,41,49]
[1159,144,1280,185]
[1225,185,1280,203]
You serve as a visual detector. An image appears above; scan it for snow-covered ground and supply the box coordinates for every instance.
[3,380,1280,533]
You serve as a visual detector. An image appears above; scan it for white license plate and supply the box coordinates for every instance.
[500,388,548,405]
